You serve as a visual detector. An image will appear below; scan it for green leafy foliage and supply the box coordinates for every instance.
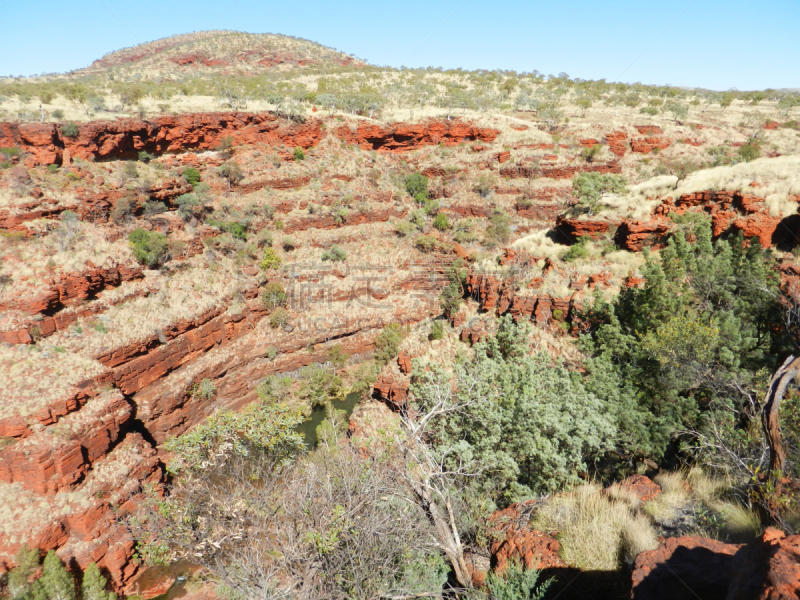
[269,307,290,329]
[182,167,201,185]
[128,228,168,268]
[321,244,346,262]
[572,172,627,215]
[60,122,79,138]
[40,551,76,600]
[484,210,512,247]
[738,141,761,162]
[261,282,288,309]
[260,247,282,271]
[404,172,428,199]
[81,563,116,600]
[293,147,305,161]
[374,324,404,365]
[164,400,304,472]
[579,221,785,465]
[561,236,590,262]
[486,561,552,600]
[432,213,449,231]
[412,315,616,501]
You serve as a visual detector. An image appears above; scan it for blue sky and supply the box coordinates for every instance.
[0,0,797,90]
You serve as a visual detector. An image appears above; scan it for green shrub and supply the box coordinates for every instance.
[429,320,445,340]
[128,228,169,267]
[60,122,80,138]
[51,109,65,120]
[0,147,21,158]
[433,212,449,231]
[142,200,167,216]
[138,150,155,163]
[321,244,347,262]
[183,167,201,185]
[82,562,116,600]
[486,561,552,600]
[191,379,217,400]
[476,174,495,198]
[374,324,404,364]
[639,106,659,116]
[405,172,429,198]
[572,172,627,215]
[412,315,615,498]
[175,193,202,219]
[123,162,139,179]
[261,282,288,309]
[738,141,761,162]
[110,197,134,224]
[561,236,590,262]
[484,210,512,247]
[260,247,282,271]
[265,345,279,360]
[414,235,440,253]
[580,144,602,163]
[47,164,60,173]
[208,218,248,240]
[217,161,243,185]
[269,307,290,329]
[293,147,305,161]
[414,191,429,205]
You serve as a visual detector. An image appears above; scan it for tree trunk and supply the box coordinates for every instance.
[762,355,800,475]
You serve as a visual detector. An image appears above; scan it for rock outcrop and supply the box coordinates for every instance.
[632,528,800,600]
[334,120,499,152]
[0,113,326,166]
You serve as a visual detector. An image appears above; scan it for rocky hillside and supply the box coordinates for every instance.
[79,31,364,78]
[1,36,800,600]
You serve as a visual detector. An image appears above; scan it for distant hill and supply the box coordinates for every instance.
[76,30,365,79]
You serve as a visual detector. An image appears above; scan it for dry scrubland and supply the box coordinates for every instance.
[1,30,800,600]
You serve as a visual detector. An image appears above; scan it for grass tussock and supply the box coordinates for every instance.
[531,483,659,570]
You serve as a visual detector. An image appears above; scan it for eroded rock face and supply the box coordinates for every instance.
[632,528,800,600]
[632,536,741,600]
[727,528,800,600]
[0,113,327,166]
[334,120,499,152]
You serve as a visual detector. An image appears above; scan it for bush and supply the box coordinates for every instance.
[110,197,134,224]
[293,147,305,161]
[0,147,21,158]
[192,379,217,400]
[639,106,659,116]
[269,307,290,329]
[183,167,201,185]
[51,109,65,120]
[261,282,288,309]
[572,172,627,215]
[175,193,202,219]
[414,235,440,253]
[260,247,282,271]
[217,161,243,185]
[123,162,139,179]
[580,144,602,163]
[129,228,169,267]
[738,141,761,162]
[208,219,248,241]
[142,200,167,216]
[374,324,404,364]
[486,561,552,600]
[321,244,347,262]
[484,210,512,247]
[60,122,79,138]
[561,236,590,262]
[138,150,155,163]
[429,320,445,341]
[405,172,429,198]
[433,213,449,231]
[412,315,615,498]
[476,174,495,198]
